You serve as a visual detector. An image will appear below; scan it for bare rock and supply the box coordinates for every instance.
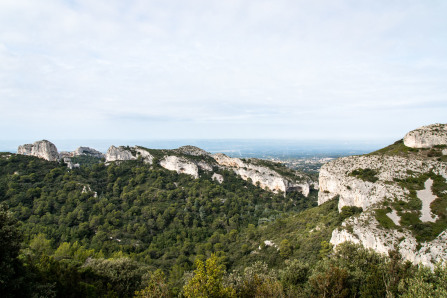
[212,153,311,196]
[17,140,59,161]
[404,123,447,148]
[74,147,104,159]
[212,173,224,184]
[105,146,153,164]
[160,156,199,178]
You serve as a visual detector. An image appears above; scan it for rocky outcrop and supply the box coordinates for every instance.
[212,173,224,184]
[160,156,199,179]
[331,212,447,269]
[317,155,446,211]
[319,124,447,267]
[212,153,311,196]
[175,145,210,156]
[105,146,153,164]
[105,146,135,162]
[404,123,447,148]
[74,147,104,159]
[17,140,59,161]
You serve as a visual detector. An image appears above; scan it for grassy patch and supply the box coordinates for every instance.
[369,139,417,156]
[374,208,396,229]
[349,168,379,183]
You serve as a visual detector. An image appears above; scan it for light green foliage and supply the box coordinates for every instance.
[399,263,447,297]
[374,208,397,229]
[135,269,170,298]
[226,261,284,297]
[29,233,53,256]
[280,259,310,297]
[183,254,235,298]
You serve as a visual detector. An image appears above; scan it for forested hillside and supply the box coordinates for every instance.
[1,152,446,297]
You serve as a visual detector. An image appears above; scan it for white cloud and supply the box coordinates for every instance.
[0,0,446,141]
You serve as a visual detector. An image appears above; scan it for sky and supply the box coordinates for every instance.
[1,0,446,145]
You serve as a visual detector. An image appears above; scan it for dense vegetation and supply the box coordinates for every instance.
[1,152,446,297]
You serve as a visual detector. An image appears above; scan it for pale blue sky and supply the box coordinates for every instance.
[1,0,446,143]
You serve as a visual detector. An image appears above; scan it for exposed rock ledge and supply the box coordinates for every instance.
[213,153,311,196]
[17,140,59,161]
[160,156,199,179]
[404,123,447,148]
[105,146,153,164]
[318,155,446,211]
[331,212,447,269]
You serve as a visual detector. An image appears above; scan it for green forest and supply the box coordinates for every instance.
[1,153,446,297]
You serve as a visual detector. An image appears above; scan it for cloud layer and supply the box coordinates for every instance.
[1,0,446,141]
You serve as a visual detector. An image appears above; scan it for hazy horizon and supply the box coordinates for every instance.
[1,137,393,158]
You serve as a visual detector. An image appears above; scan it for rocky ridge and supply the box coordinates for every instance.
[103,145,314,196]
[319,123,447,268]
[16,141,314,196]
[213,153,313,196]
[404,123,447,148]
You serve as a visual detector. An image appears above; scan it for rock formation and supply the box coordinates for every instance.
[105,146,153,164]
[319,124,447,268]
[73,147,104,159]
[175,145,210,156]
[212,173,224,184]
[17,140,59,161]
[212,153,312,196]
[160,156,199,179]
[404,123,447,148]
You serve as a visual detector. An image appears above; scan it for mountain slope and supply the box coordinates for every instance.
[318,123,447,267]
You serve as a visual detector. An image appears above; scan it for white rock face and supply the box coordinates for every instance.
[319,126,447,267]
[404,123,447,148]
[418,179,438,223]
[105,146,153,164]
[331,212,447,269]
[134,148,154,164]
[74,147,104,159]
[318,155,445,211]
[212,153,311,196]
[105,146,136,162]
[212,173,224,184]
[160,156,199,179]
[17,140,59,161]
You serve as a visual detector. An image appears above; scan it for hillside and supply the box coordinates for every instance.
[2,127,447,297]
[319,123,447,268]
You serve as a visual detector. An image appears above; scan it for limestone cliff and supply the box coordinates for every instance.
[73,147,104,159]
[404,123,447,148]
[105,146,153,164]
[319,124,447,267]
[212,153,312,196]
[17,140,59,161]
[160,156,199,179]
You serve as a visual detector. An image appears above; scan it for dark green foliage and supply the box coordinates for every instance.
[0,203,24,296]
[69,155,103,167]
[349,168,379,183]
[339,206,363,222]
[391,172,447,242]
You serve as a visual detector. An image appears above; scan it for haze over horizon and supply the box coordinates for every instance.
[1,1,446,142]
